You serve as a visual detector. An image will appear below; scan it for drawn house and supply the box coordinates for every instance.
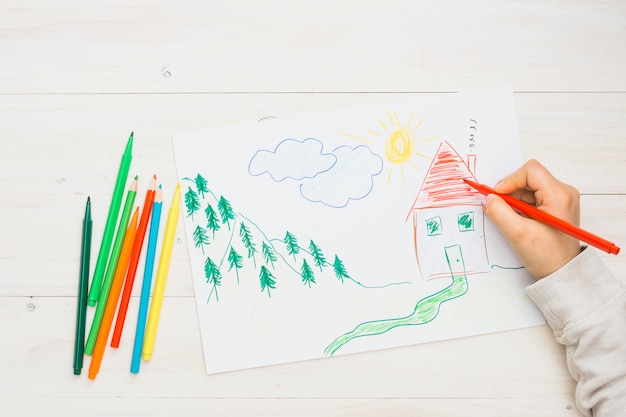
[407,141,490,279]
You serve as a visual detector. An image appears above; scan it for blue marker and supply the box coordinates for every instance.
[131,185,163,373]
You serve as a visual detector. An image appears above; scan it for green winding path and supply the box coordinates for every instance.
[324,244,469,356]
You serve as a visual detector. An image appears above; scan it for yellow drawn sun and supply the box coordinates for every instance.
[340,109,440,183]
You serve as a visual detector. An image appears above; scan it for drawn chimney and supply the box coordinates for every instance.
[467,154,477,177]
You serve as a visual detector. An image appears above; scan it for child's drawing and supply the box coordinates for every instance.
[324,141,488,355]
[182,174,407,303]
[408,141,489,280]
[248,138,384,208]
[324,244,469,355]
[172,87,546,375]
[339,109,439,184]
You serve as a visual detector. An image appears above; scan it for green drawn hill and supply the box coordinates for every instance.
[182,173,373,303]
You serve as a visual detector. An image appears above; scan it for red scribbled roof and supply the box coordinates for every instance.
[409,141,483,210]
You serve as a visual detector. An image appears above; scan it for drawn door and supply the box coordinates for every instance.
[444,244,465,276]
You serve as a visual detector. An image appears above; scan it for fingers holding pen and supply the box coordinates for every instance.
[493,159,580,224]
[484,159,584,278]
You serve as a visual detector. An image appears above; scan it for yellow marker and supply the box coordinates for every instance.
[142,184,181,362]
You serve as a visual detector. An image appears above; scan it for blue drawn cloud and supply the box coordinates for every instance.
[299,145,383,208]
[248,138,336,181]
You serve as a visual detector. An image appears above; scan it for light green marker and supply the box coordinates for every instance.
[88,133,134,306]
[85,177,137,355]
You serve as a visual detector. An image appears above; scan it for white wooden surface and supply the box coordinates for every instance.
[1,1,625,416]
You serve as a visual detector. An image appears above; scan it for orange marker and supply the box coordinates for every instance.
[88,208,139,380]
[111,175,157,347]
[464,179,620,255]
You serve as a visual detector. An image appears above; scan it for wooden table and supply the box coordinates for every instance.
[1,1,624,416]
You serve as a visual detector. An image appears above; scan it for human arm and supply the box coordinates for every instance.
[484,160,626,416]
[525,247,626,416]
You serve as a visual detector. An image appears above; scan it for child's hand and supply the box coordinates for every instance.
[484,160,581,278]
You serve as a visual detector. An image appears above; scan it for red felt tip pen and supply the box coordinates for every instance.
[464,178,620,255]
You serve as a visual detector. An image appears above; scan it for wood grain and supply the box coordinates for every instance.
[0,1,625,93]
[1,1,624,416]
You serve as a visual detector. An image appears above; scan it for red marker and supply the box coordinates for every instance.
[111,175,157,347]
[464,179,620,255]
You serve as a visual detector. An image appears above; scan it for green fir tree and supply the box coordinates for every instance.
[300,258,316,288]
[308,240,326,272]
[193,225,210,254]
[332,255,350,283]
[239,221,257,265]
[217,196,236,230]
[194,173,209,198]
[259,266,276,297]
[184,187,201,220]
[204,256,222,301]
[283,231,300,261]
[227,246,243,284]
[205,203,221,238]
[261,241,277,268]
[204,256,222,285]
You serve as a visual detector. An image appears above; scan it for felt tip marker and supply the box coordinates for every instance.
[464,179,620,255]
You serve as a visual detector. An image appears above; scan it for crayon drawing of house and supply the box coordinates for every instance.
[407,141,490,280]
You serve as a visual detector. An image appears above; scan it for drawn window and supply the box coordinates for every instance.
[457,211,474,232]
[425,216,443,236]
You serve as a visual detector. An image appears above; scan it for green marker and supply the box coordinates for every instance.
[85,177,137,355]
[73,196,92,375]
[88,133,133,306]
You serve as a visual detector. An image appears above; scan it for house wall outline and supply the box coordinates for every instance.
[406,140,490,280]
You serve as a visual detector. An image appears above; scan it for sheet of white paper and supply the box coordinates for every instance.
[172,87,545,375]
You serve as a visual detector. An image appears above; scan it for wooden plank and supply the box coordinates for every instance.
[0,397,581,417]
[0,296,575,401]
[0,1,624,93]
[516,93,626,192]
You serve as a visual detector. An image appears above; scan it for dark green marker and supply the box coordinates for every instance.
[74,196,92,375]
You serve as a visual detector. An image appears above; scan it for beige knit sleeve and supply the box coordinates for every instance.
[525,247,626,417]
